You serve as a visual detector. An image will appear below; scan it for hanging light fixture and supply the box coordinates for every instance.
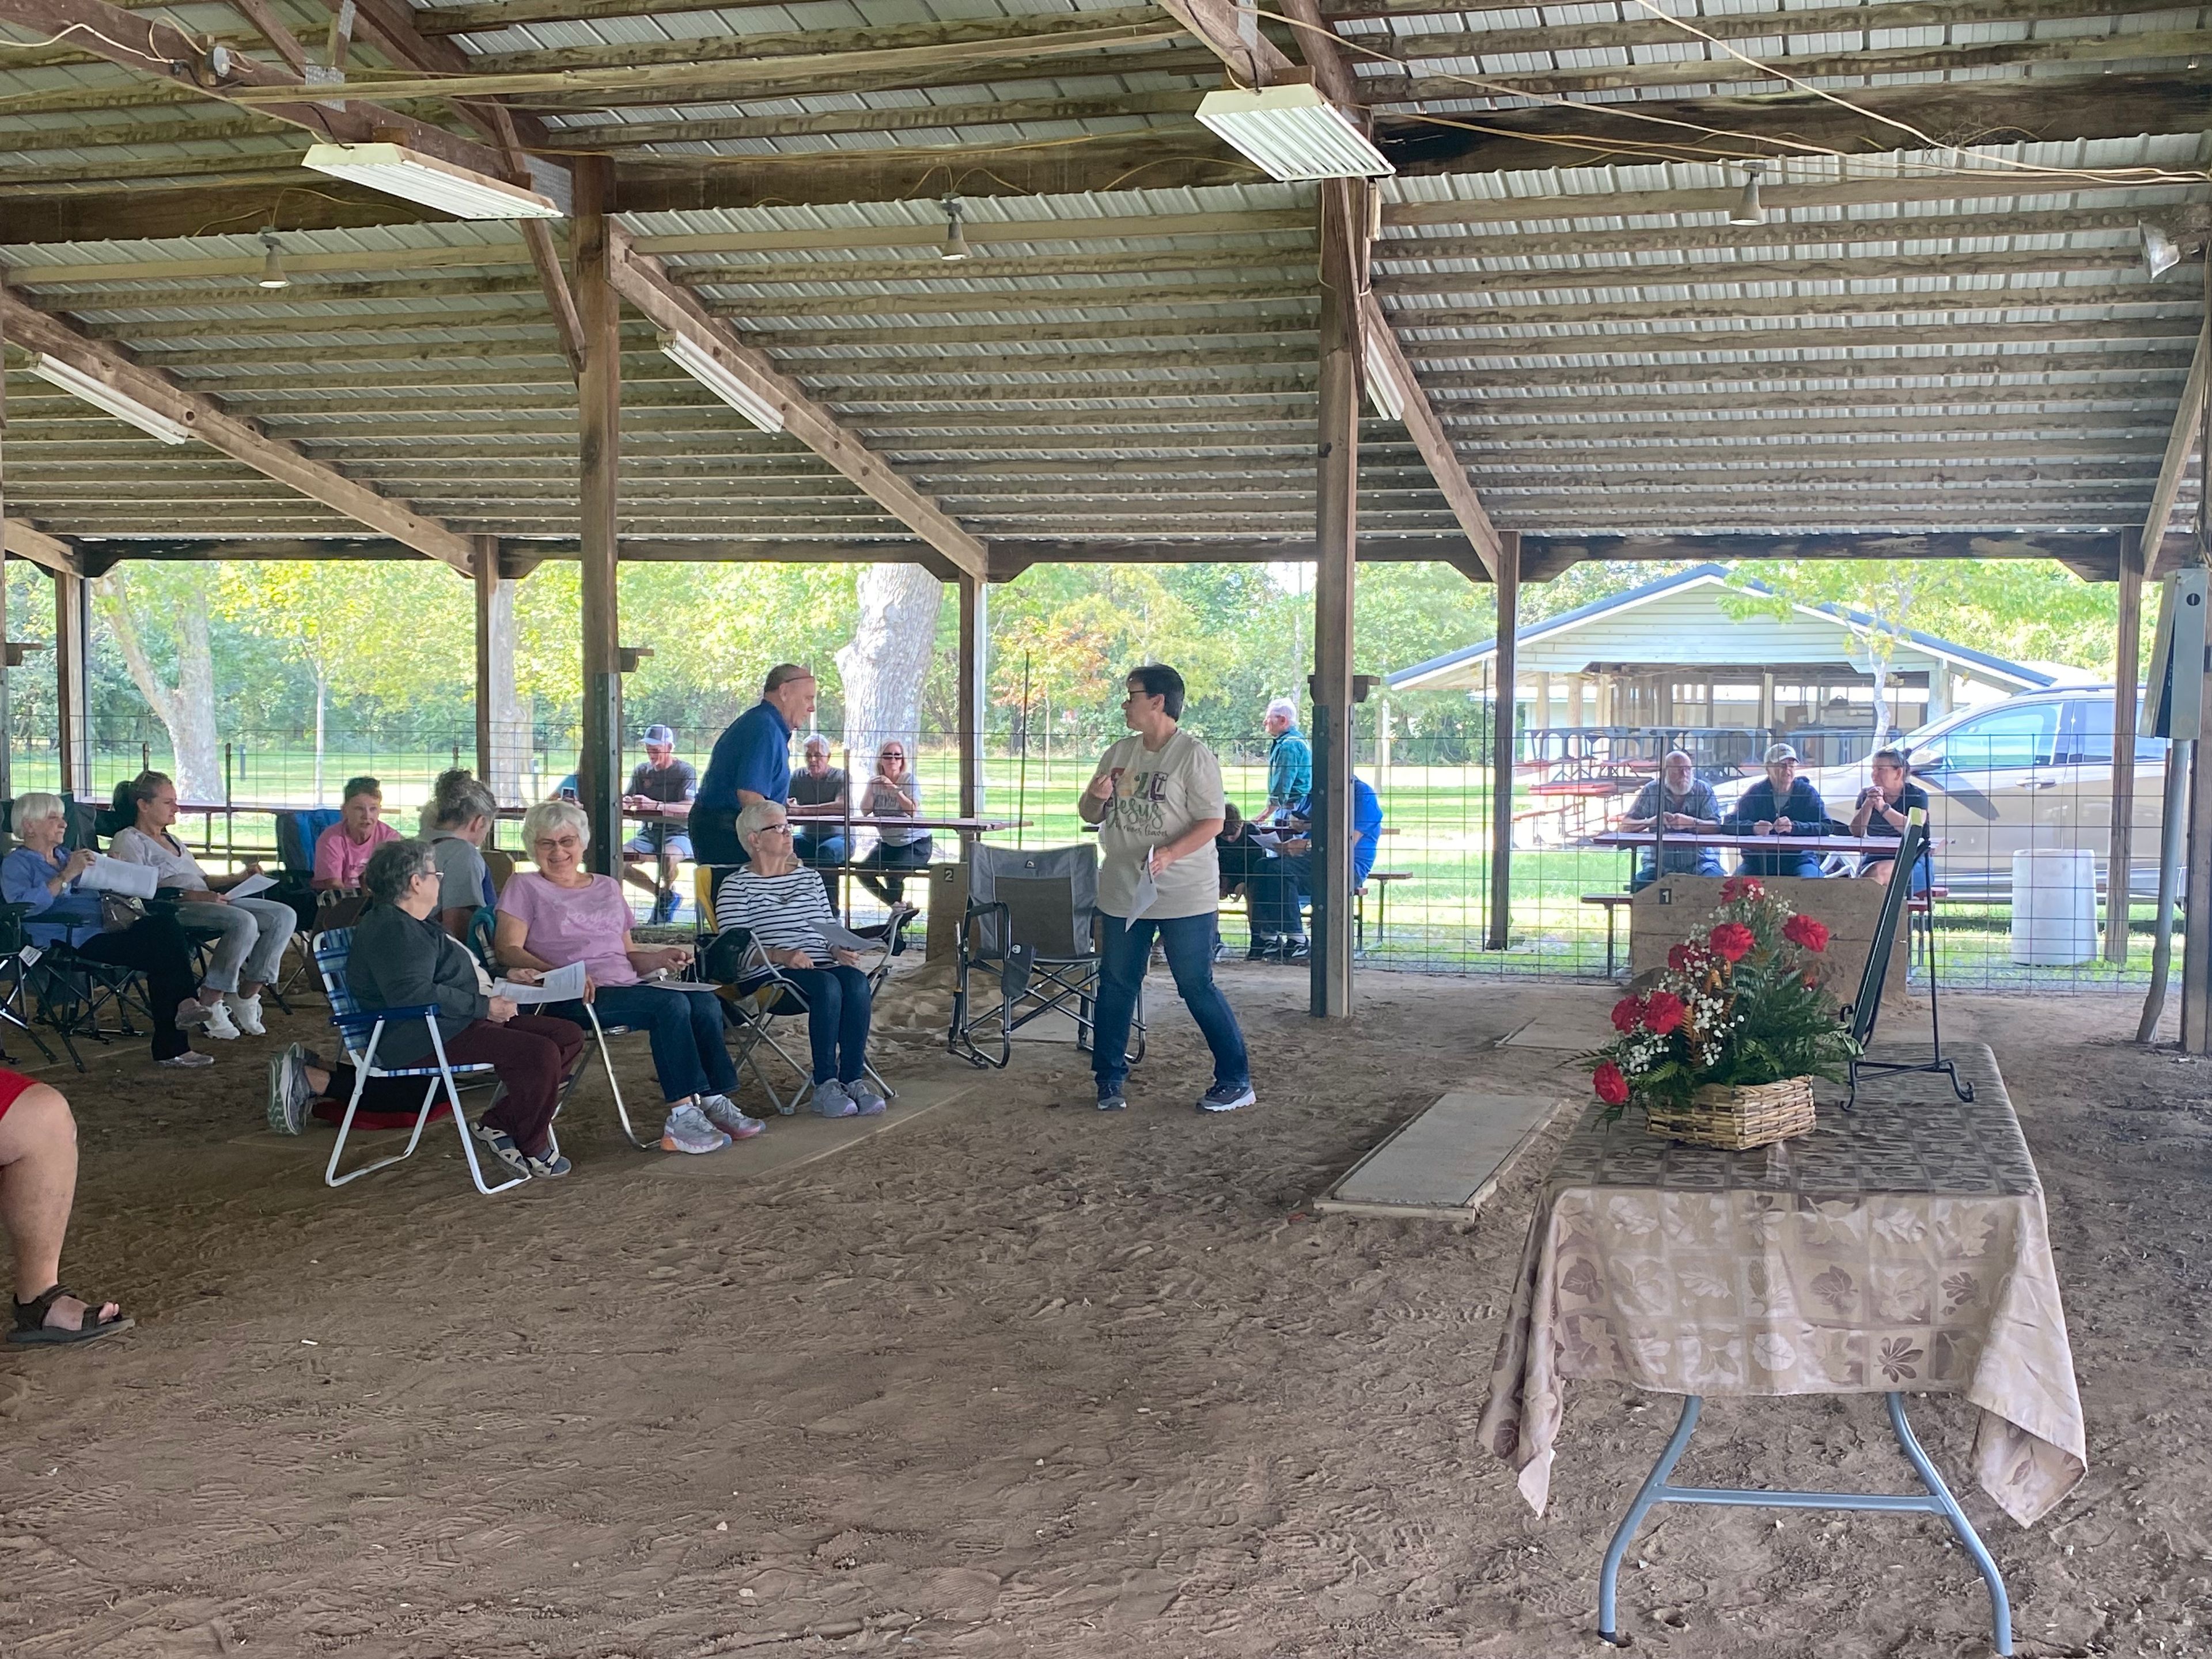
[2143,221,2186,279]
[1729,162,1766,226]
[939,196,970,262]
[256,228,290,290]
[301,141,563,219]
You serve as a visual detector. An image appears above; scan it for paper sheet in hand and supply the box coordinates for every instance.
[78,855,157,899]
[225,872,277,900]
[1126,851,1159,930]
[810,919,875,954]
[491,960,587,1004]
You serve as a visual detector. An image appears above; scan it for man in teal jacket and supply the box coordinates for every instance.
[1263,698,1311,821]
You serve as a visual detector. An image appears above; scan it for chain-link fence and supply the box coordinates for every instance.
[10,704,2173,991]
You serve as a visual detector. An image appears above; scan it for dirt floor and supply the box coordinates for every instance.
[1,966,2207,1658]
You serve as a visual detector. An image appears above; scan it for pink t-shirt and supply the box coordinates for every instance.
[313,819,399,888]
[495,871,639,987]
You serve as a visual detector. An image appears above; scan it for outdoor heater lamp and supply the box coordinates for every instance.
[1195,84,1394,183]
[658,332,786,433]
[28,354,195,444]
[301,142,564,220]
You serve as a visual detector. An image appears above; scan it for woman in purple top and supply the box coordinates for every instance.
[493,799,760,1157]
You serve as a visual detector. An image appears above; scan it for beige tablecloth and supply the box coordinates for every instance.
[1479,1045,2085,1526]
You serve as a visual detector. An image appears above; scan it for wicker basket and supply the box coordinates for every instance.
[1644,1076,1816,1151]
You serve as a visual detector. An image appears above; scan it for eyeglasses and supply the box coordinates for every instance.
[759,822,793,835]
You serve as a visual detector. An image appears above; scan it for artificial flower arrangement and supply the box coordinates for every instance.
[1586,876,1861,1138]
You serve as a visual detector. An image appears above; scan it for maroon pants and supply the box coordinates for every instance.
[330,1015,585,1156]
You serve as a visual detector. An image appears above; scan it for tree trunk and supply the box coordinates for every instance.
[834,563,944,772]
[484,577,528,805]
[96,569,223,801]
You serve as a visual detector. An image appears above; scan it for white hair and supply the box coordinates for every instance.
[1266,698,1298,722]
[13,791,64,830]
[736,798,787,843]
[521,797,592,851]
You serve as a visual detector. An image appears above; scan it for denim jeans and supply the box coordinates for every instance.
[793,830,848,866]
[1250,852,1313,940]
[855,837,933,906]
[1630,851,1724,893]
[550,982,736,1105]
[1092,910,1249,1096]
[777,963,872,1084]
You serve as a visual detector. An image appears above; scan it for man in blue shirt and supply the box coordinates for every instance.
[1263,698,1312,821]
[689,664,817,866]
[1249,776,1383,960]
[1724,741,1831,879]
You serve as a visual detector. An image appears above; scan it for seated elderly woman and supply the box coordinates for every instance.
[312,775,399,892]
[420,768,499,941]
[0,791,213,1069]
[340,838,585,1180]
[494,800,763,1157]
[105,769,297,1040]
[713,800,885,1118]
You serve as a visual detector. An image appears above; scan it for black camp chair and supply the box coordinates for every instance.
[949,843,1143,1071]
[1841,812,1971,1109]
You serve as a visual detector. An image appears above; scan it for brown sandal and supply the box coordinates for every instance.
[8,1285,132,1347]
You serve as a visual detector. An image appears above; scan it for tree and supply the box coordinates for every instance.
[95,565,222,800]
[835,563,942,770]
[1729,561,1921,740]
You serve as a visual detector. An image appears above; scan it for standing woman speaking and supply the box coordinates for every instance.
[1078,665,1254,1117]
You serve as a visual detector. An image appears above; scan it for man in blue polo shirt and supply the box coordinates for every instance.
[1249,775,1384,960]
[689,664,817,865]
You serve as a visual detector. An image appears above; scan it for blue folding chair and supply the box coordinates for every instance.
[312,926,522,1196]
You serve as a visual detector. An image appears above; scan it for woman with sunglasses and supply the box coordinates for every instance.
[852,739,931,908]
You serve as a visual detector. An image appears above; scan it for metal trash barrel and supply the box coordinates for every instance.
[2010,849,2098,965]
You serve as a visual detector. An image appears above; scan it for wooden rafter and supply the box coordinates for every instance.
[1,293,474,570]
[604,229,986,582]
[2144,321,2210,577]
[2,516,80,574]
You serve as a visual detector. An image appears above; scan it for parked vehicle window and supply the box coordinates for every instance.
[2070,696,2169,763]
[1933,703,2059,770]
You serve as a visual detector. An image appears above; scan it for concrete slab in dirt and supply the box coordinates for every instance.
[1318,1090,1565,1219]
[1498,1014,1603,1051]
[624,1073,974,1183]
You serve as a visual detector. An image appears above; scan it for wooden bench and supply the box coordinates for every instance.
[1581,892,1633,978]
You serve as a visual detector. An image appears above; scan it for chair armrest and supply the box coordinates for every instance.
[331,1003,440,1034]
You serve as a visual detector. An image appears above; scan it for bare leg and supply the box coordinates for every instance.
[0,1085,118,1331]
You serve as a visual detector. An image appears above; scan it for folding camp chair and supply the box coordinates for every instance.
[312,926,521,1195]
[20,942,158,1071]
[0,904,60,1069]
[702,910,911,1115]
[949,843,1142,1071]
[1842,812,1971,1109]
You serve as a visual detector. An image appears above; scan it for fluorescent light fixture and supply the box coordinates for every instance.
[301,142,563,220]
[28,354,194,444]
[1363,335,1407,421]
[2144,221,2185,279]
[1729,162,1766,226]
[256,229,290,290]
[1195,84,1393,183]
[658,332,785,433]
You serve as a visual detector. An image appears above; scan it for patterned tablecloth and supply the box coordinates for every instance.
[1478,1044,2085,1526]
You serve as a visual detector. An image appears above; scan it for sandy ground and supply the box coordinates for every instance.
[1,965,2206,1658]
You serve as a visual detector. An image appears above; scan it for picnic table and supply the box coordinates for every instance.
[1588,829,1904,856]
[1478,1044,2084,1654]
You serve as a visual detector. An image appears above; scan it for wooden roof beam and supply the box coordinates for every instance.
[1359,294,1499,579]
[604,228,984,582]
[0,292,474,570]
[3,517,81,575]
[2145,321,2210,577]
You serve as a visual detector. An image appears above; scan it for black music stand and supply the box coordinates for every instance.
[1841,813,1971,1109]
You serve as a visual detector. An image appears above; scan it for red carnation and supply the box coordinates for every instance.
[1707,922,1756,963]
[1593,1060,1630,1107]
[1783,914,1830,953]
[1611,995,1644,1033]
[1641,990,1686,1035]
[1721,875,1764,904]
[1668,942,1704,974]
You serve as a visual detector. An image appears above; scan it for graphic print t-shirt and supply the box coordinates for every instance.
[1090,729,1225,921]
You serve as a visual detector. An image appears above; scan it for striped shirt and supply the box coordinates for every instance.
[715,866,836,965]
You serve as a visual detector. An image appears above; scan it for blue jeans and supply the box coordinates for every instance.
[1092,911,1249,1097]
[1630,851,1724,893]
[1252,852,1312,940]
[777,964,873,1084]
[551,983,737,1105]
[855,837,933,905]
[794,830,848,867]
[1738,849,1823,879]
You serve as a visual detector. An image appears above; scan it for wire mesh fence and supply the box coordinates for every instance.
[9,706,2172,993]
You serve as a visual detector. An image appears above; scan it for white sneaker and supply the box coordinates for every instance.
[196,999,240,1041]
[698,1094,765,1140]
[659,1103,731,1155]
[224,992,266,1037]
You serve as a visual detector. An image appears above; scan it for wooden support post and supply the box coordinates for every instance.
[2106,528,2146,965]
[957,571,987,817]
[2183,656,2212,1054]
[0,286,10,817]
[1308,175,1368,1020]
[1487,531,1521,953]
[575,157,623,876]
[53,567,89,800]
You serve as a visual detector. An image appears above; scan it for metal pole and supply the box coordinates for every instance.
[2107,529,2146,964]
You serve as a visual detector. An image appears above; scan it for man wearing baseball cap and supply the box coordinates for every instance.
[623,724,697,923]
[1722,741,1831,879]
